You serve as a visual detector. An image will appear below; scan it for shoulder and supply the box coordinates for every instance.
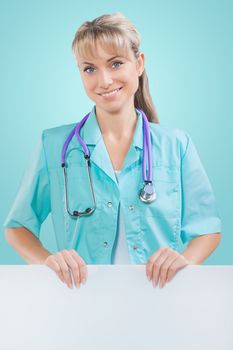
[149,122,191,149]
[42,122,77,141]
[41,122,77,152]
[149,122,190,157]
[149,122,190,145]
[40,122,77,168]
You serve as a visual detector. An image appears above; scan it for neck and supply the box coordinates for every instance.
[95,104,137,141]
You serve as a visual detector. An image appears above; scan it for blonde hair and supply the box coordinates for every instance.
[72,12,159,123]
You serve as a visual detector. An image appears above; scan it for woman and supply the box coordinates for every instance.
[4,12,222,290]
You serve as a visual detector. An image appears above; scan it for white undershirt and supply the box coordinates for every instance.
[111,170,131,264]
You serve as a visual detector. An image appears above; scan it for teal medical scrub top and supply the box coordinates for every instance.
[3,106,222,264]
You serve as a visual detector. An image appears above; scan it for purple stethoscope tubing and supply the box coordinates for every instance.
[61,108,156,218]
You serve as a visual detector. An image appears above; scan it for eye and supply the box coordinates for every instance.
[112,61,123,68]
[83,61,123,74]
[83,66,95,74]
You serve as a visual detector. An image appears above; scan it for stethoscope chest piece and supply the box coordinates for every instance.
[61,108,157,218]
[139,182,157,203]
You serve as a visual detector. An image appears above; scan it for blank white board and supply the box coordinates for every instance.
[0,265,233,350]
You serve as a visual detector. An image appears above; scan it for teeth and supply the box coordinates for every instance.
[101,88,120,97]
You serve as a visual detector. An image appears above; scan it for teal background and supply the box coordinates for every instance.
[0,0,232,264]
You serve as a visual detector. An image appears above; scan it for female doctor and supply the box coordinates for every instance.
[4,12,222,290]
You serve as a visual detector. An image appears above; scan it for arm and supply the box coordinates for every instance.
[4,227,51,264]
[146,232,222,288]
[181,232,221,264]
[5,227,87,289]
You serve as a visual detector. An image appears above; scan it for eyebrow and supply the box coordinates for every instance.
[81,56,122,65]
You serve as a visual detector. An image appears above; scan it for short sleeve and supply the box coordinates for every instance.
[3,131,51,238]
[180,132,222,244]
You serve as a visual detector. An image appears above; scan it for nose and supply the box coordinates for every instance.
[98,69,113,89]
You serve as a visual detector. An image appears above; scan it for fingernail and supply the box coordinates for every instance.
[147,275,151,281]
[75,283,80,288]
[82,278,86,285]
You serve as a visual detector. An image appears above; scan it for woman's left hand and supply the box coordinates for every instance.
[146,247,194,288]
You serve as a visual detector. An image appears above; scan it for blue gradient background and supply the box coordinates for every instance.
[0,1,232,264]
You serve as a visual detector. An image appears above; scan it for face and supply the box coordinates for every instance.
[76,43,144,114]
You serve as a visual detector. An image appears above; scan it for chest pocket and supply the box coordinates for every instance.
[138,165,180,218]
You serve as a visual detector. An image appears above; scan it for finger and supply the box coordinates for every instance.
[44,256,66,284]
[159,254,179,288]
[70,250,87,284]
[62,250,81,288]
[152,248,178,287]
[146,247,167,280]
[152,249,170,288]
[167,256,189,283]
[54,252,73,288]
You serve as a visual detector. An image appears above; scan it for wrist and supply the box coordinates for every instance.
[181,252,199,265]
[31,251,52,265]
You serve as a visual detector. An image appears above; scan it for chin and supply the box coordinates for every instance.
[103,103,127,114]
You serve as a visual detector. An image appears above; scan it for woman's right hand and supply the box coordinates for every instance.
[43,249,87,289]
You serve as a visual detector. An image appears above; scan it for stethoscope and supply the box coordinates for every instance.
[61,108,156,218]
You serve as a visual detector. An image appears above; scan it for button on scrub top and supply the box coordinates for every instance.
[3,105,222,264]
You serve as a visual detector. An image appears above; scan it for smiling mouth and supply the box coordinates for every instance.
[98,87,123,97]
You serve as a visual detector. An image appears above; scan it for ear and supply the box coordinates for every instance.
[137,52,145,76]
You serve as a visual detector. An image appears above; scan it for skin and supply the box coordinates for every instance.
[77,43,145,139]
[5,227,87,289]
[5,41,222,289]
[146,233,221,288]
[76,42,222,289]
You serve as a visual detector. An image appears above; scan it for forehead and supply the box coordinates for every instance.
[77,41,135,65]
